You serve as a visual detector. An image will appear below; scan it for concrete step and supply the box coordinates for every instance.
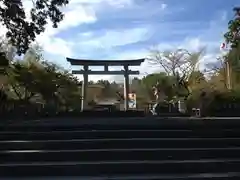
[1,148,240,163]
[1,129,240,141]
[1,138,240,150]
[1,118,240,177]
[3,119,240,131]
[0,159,239,177]
[3,172,240,180]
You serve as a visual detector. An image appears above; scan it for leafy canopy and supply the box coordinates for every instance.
[0,0,69,55]
[224,7,240,48]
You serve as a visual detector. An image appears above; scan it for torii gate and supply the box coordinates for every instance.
[66,58,145,111]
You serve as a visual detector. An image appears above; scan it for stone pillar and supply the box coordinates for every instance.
[124,65,130,111]
[81,65,88,111]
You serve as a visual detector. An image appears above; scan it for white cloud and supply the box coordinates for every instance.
[39,37,73,57]
[55,4,97,33]
[1,0,141,83]
[22,0,97,29]
[1,0,137,56]
[161,3,167,10]
[80,27,152,49]
[180,38,204,51]
[33,1,97,57]
[68,26,153,82]
[105,0,133,8]
[22,0,33,21]
[70,0,133,6]
[68,35,223,82]
[32,0,135,59]
[0,24,7,37]
[155,37,218,52]
[0,0,227,83]
[109,37,222,81]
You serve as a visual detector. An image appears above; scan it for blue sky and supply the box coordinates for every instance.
[22,0,239,81]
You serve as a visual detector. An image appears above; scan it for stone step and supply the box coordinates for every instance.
[1,148,240,163]
[0,159,239,177]
[1,129,240,141]
[1,137,240,150]
[3,172,240,180]
[3,118,240,131]
[1,118,240,177]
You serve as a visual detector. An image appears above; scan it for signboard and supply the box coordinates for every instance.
[128,93,136,109]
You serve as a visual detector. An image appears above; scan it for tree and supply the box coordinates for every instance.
[223,8,240,89]
[96,80,116,98]
[30,60,80,106]
[0,38,83,111]
[0,40,45,100]
[0,52,9,71]
[53,71,81,108]
[0,0,69,55]
[188,71,206,90]
[148,48,205,99]
[141,73,175,101]
[224,7,240,48]
[8,61,38,101]
[7,57,81,108]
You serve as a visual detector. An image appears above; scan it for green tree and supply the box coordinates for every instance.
[148,48,205,99]
[223,8,240,89]
[224,7,240,48]
[96,80,116,98]
[0,0,69,55]
[8,62,36,101]
[188,71,207,91]
[141,72,175,101]
[0,39,82,110]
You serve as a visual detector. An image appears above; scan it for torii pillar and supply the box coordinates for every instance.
[124,65,130,111]
[81,65,88,111]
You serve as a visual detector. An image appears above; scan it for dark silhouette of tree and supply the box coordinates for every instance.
[0,0,69,55]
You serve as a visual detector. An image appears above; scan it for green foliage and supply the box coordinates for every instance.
[227,44,240,72]
[0,45,81,109]
[0,0,69,55]
[147,48,205,102]
[0,52,9,75]
[0,52,9,67]
[142,72,169,88]
[224,7,240,48]
[142,72,175,100]
[9,61,37,100]
[185,89,240,116]
[204,90,240,115]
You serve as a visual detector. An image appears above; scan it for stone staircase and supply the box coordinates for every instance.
[0,118,240,179]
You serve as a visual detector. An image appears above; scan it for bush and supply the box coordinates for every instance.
[206,90,240,116]
[186,89,240,116]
